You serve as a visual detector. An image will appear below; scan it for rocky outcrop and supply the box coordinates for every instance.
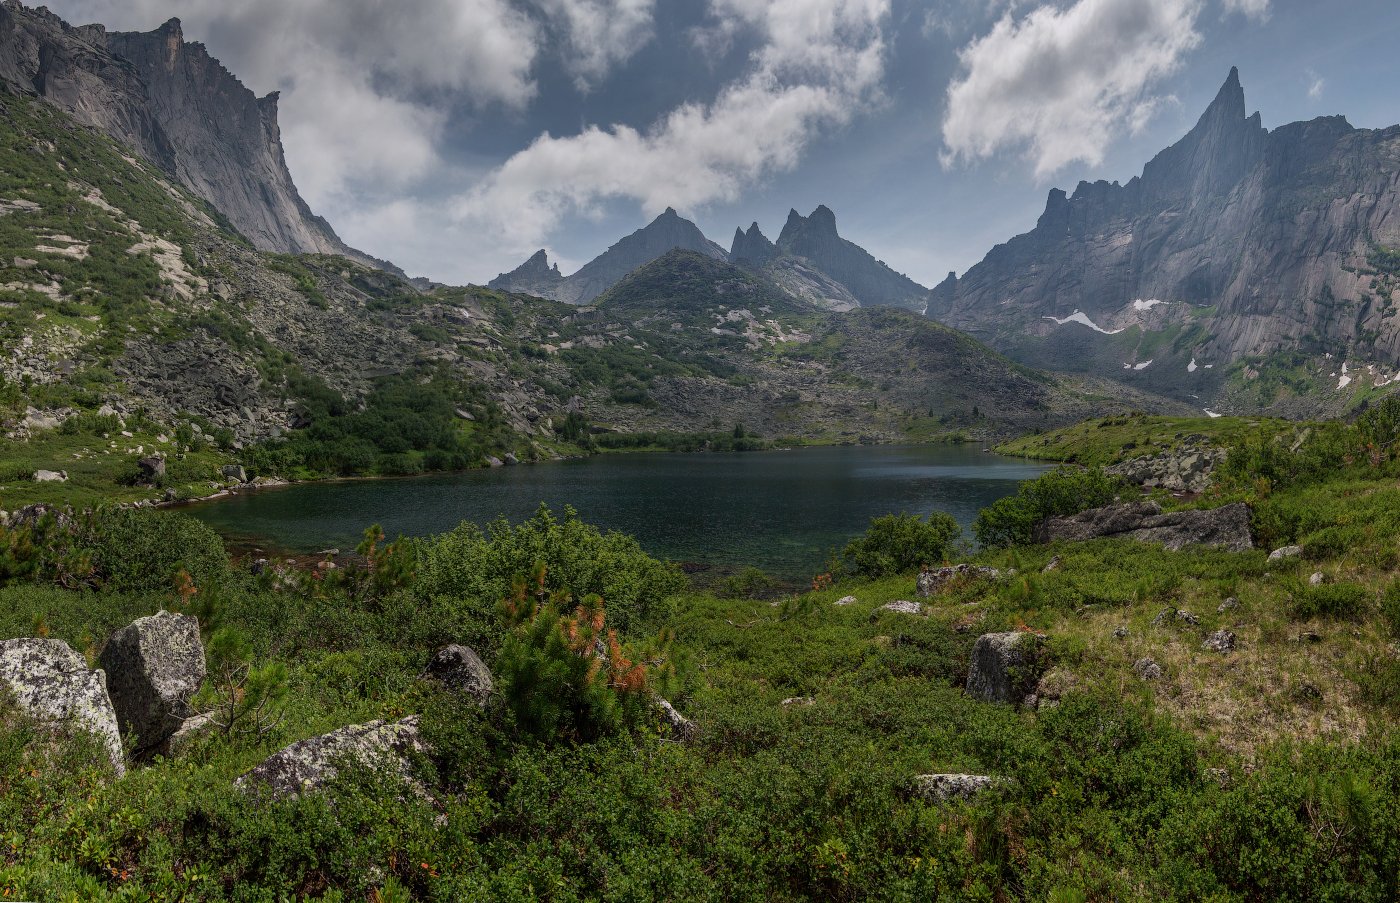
[236,717,428,799]
[917,564,1000,597]
[775,206,929,312]
[928,66,1400,393]
[0,4,380,264]
[420,645,493,706]
[966,632,1046,705]
[1106,444,1227,494]
[909,773,1001,802]
[729,222,778,267]
[1035,501,1253,552]
[488,249,565,298]
[0,638,124,774]
[98,611,205,754]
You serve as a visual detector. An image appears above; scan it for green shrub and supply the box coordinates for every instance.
[1380,581,1400,637]
[83,507,227,594]
[840,511,961,577]
[974,466,1123,549]
[414,505,685,652]
[1291,581,1370,621]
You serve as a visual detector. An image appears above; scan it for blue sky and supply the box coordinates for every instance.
[47,0,1400,286]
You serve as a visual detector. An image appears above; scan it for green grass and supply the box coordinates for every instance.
[995,412,1292,466]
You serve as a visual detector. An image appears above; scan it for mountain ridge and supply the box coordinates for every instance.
[927,67,1400,411]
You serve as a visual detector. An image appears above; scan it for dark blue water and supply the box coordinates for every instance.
[187,445,1047,578]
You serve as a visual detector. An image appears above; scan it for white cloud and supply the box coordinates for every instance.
[533,0,656,90]
[1222,0,1270,21]
[941,0,1203,178]
[457,0,891,248]
[1306,68,1326,100]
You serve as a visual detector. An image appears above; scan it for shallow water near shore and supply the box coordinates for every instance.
[187,444,1049,579]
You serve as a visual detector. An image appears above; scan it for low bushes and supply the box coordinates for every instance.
[974,466,1123,549]
[840,511,961,578]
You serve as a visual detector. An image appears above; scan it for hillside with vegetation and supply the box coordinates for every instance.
[0,400,1397,899]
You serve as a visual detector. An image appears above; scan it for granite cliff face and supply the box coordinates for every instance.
[928,68,1400,398]
[729,222,778,267]
[0,2,374,264]
[774,206,930,313]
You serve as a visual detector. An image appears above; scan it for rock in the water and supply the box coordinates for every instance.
[420,645,493,706]
[1202,629,1236,653]
[1133,658,1164,681]
[909,773,1000,802]
[1268,545,1303,562]
[33,469,67,482]
[236,717,428,799]
[503,452,520,466]
[98,611,206,754]
[221,464,247,483]
[916,564,1001,597]
[966,632,1046,704]
[878,600,925,616]
[1105,445,1227,494]
[137,455,166,482]
[1035,501,1253,552]
[656,698,696,741]
[0,638,124,775]
[834,595,858,606]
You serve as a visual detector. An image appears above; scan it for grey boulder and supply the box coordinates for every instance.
[1203,630,1237,653]
[137,455,166,481]
[1268,545,1303,562]
[656,698,697,741]
[221,464,247,483]
[1105,444,1227,494]
[421,645,493,705]
[33,469,68,482]
[916,564,1000,597]
[966,632,1047,705]
[99,611,206,754]
[0,638,125,775]
[1036,501,1253,552]
[1133,658,1164,681]
[909,773,1001,802]
[878,600,925,616]
[236,717,428,799]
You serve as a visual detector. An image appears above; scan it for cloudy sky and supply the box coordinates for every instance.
[46,0,1400,286]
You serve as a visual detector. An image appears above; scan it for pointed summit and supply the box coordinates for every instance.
[808,205,838,234]
[488,249,565,296]
[1139,66,1266,202]
[555,207,727,304]
[776,205,930,311]
[730,221,777,267]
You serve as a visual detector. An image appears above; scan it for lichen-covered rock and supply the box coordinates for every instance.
[33,469,67,482]
[966,632,1046,705]
[221,464,247,483]
[1268,545,1303,562]
[1035,501,1253,552]
[1105,444,1227,494]
[99,611,206,754]
[1203,630,1237,653]
[1217,597,1239,613]
[1133,658,1164,681]
[780,696,815,708]
[909,773,1001,802]
[834,595,858,606]
[236,717,427,799]
[137,455,166,482]
[420,645,493,706]
[878,600,925,616]
[916,564,1001,597]
[0,638,124,775]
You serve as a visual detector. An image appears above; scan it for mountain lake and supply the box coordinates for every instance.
[187,444,1050,580]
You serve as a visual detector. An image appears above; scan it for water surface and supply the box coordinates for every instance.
[188,445,1047,579]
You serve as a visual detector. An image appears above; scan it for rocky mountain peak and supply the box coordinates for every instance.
[776,205,929,312]
[729,221,777,267]
[1139,66,1267,202]
[0,3,385,266]
[488,248,564,295]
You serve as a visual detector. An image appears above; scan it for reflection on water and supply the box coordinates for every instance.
[187,445,1048,579]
